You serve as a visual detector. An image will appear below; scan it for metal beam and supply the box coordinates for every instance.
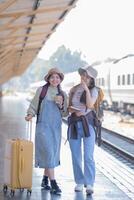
[0,5,74,18]
[0,19,63,31]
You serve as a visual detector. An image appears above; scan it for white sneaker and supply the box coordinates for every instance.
[74,184,83,192]
[86,185,94,195]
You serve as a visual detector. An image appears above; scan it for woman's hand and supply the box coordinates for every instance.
[25,114,33,121]
[54,95,63,104]
[81,80,89,92]
[75,111,84,117]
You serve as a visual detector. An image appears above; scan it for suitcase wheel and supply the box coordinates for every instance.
[10,189,15,196]
[27,189,32,195]
[3,185,8,193]
[20,188,24,192]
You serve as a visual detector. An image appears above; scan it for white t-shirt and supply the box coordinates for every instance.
[72,85,98,115]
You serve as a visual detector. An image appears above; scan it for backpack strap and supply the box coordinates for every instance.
[94,86,104,119]
[94,87,100,117]
[36,83,49,123]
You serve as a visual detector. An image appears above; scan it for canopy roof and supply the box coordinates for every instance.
[0,0,77,84]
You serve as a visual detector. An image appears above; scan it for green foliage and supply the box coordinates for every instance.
[3,45,88,91]
[48,45,88,73]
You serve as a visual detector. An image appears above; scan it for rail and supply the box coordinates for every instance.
[63,118,134,164]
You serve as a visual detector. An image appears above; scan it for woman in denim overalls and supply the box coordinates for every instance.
[25,68,68,195]
[68,66,98,195]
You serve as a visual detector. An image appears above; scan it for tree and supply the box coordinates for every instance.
[47,45,88,73]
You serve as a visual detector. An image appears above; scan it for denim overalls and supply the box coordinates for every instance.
[35,98,62,168]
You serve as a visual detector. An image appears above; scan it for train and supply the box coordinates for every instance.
[94,56,134,116]
[62,56,134,116]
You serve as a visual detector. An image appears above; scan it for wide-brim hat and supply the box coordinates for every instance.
[44,67,64,82]
[78,65,98,79]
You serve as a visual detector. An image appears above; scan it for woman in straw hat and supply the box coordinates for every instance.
[67,65,98,195]
[25,67,68,195]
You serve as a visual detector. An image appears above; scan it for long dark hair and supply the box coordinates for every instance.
[80,77,95,104]
[57,84,64,100]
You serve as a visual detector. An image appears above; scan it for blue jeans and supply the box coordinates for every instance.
[69,121,95,186]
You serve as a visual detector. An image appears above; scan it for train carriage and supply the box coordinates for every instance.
[95,57,134,115]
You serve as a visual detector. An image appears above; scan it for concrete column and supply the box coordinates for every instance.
[0,85,2,97]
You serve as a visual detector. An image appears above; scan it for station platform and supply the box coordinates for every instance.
[0,96,132,200]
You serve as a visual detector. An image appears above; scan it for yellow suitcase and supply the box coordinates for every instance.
[3,136,33,196]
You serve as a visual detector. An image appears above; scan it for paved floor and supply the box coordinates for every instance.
[0,96,132,200]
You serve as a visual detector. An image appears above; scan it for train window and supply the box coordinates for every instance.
[98,78,101,86]
[99,78,101,85]
[96,79,99,86]
[102,78,105,86]
[127,74,130,85]
[117,76,120,85]
[97,77,105,86]
[122,75,125,85]
[101,78,102,86]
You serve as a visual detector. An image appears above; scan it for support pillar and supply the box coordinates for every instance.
[0,85,2,97]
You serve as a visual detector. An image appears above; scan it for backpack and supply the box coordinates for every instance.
[94,87,104,120]
[93,87,104,146]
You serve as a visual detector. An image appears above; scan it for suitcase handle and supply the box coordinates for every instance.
[26,121,32,141]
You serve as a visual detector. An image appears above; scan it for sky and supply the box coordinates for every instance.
[38,0,134,64]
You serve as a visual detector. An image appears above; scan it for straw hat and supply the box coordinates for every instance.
[78,65,98,79]
[44,68,64,82]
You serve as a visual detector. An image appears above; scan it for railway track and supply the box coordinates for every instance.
[101,127,134,165]
[63,118,134,165]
